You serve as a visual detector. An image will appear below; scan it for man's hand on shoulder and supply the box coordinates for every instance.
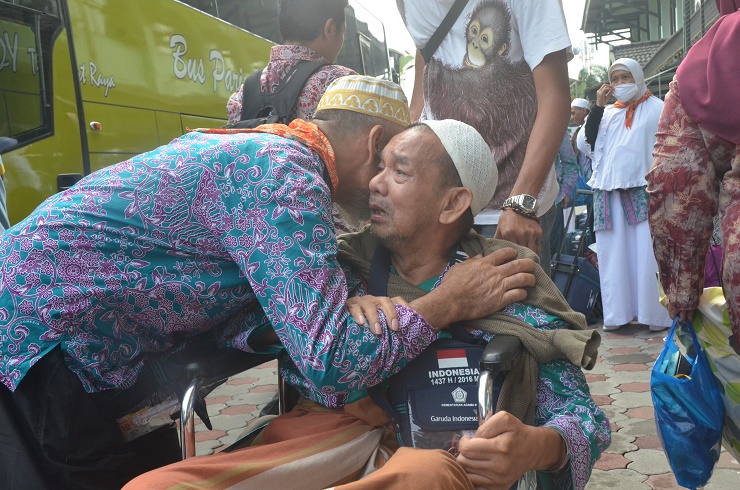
[457,411,568,489]
[495,209,543,253]
[411,248,536,330]
[346,294,410,335]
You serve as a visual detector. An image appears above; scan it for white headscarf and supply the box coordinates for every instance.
[588,58,663,191]
[608,58,648,99]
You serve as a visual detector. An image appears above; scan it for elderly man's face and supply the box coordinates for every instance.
[368,128,445,243]
[570,107,588,126]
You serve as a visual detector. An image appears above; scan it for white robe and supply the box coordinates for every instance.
[597,192,671,327]
[588,69,670,328]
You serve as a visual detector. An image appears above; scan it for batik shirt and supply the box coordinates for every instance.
[447,276,609,490]
[554,133,579,206]
[647,79,740,345]
[477,303,610,490]
[0,128,435,409]
[226,45,356,125]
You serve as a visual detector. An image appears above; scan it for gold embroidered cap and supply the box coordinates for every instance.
[315,75,410,127]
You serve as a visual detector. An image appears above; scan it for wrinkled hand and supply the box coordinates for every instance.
[494,209,542,254]
[596,84,613,107]
[433,247,536,324]
[346,295,410,335]
[457,411,566,490]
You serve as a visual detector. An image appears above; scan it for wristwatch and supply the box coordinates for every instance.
[501,194,539,220]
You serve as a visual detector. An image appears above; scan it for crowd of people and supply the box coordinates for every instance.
[0,0,737,489]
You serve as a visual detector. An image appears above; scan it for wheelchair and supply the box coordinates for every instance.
[173,333,522,459]
[112,333,277,460]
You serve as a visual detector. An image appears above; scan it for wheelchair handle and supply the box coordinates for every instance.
[478,335,521,426]
[480,335,521,372]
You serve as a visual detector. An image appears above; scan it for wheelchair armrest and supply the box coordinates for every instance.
[480,335,521,372]
[478,335,521,428]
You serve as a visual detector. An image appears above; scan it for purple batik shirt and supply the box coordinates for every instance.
[0,130,435,409]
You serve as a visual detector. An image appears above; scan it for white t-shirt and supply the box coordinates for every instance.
[399,0,572,223]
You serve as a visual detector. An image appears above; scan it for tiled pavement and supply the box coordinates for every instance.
[192,360,279,456]
[194,323,740,488]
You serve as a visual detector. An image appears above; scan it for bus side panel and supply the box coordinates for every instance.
[67,0,273,161]
[155,111,184,147]
[4,29,84,224]
[84,102,158,154]
[180,115,231,133]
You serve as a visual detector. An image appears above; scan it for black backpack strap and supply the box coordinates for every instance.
[240,60,329,122]
[419,0,469,63]
[366,244,402,431]
[368,246,392,296]
[239,69,265,120]
[365,244,472,432]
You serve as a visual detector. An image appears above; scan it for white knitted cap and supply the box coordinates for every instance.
[571,98,590,110]
[421,119,497,216]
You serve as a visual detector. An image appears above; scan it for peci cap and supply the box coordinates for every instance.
[315,75,411,127]
[420,119,497,217]
[571,98,590,110]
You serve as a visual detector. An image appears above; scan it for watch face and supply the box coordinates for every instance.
[521,195,536,212]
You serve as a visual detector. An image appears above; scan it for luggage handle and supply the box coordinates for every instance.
[552,190,594,295]
[553,190,594,264]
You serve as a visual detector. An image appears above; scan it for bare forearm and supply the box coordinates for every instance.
[510,50,570,198]
[409,49,426,122]
[409,292,457,331]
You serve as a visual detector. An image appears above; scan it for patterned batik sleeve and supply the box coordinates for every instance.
[295,65,357,121]
[646,87,719,312]
[535,360,611,490]
[226,88,243,125]
[556,134,580,204]
[209,135,437,408]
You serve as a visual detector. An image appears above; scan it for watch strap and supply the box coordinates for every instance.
[501,205,540,222]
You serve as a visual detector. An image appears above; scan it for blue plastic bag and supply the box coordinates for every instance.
[650,318,725,489]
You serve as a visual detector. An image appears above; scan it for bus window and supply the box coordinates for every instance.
[216,0,281,43]
[178,0,218,18]
[191,0,391,79]
[0,0,60,153]
[338,1,390,79]
[5,0,58,15]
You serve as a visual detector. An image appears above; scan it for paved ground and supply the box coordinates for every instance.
[194,322,740,488]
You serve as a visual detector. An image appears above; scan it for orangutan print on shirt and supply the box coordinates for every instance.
[399,0,572,211]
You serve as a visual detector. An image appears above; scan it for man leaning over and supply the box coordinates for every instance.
[125,120,609,490]
[0,76,534,490]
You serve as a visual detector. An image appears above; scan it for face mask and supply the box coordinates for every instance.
[613,83,640,103]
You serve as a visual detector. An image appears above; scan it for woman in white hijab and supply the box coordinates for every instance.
[583,58,671,332]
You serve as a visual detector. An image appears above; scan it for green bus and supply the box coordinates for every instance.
[0,0,391,224]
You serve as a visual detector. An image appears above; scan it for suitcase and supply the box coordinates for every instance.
[563,228,594,256]
[551,190,601,319]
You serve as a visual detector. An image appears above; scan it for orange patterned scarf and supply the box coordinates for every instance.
[613,90,653,129]
[194,119,338,194]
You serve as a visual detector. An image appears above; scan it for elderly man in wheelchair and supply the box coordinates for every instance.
[126,120,610,490]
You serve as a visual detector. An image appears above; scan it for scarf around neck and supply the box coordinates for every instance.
[338,229,601,425]
[194,119,339,194]
[614,89,653,129]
